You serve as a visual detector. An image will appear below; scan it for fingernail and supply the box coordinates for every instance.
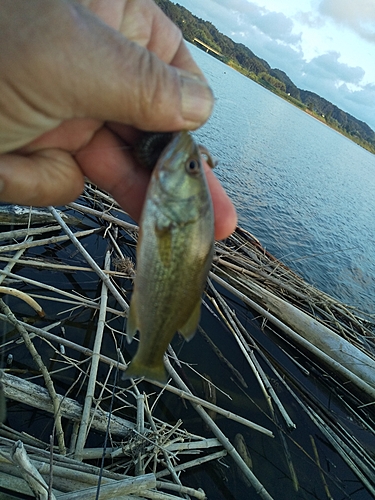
[178,70,214,126]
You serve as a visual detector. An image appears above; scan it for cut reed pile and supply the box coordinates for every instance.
[0,183,374,499]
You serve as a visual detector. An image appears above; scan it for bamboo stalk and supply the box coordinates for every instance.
[0,435,130,481]
[0,270,125,314]
[0,224,62,243]
[278,371,375,496]
[198,325,248,389]
[143,397,184,492]
[309,435,333,500]
[164,438,221,452]
[142,490,192,500]
[0,313,274,437]
[0,237,32,286]
[207,279,296,430]
[151,379,274,437]
[135,393,146,476]
[0,255,128,276]
[215,231,374,336]
[220,262,373,344]
[0,468,57,498]
[17,293,124,316]
[0,457,116,495]
[308,408,375,495]
[155,450,227,479]
[91,347,261,434]
[155,481,206,500]
[231,314,297,431]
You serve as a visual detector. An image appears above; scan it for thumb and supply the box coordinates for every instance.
[67,15,215,131]
[0,1,214,154]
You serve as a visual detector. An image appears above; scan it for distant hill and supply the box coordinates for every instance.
[155,0,375,154]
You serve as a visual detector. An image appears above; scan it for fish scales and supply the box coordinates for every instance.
[125,131,214,382]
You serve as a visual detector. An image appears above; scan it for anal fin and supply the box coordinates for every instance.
[179,300,201,341]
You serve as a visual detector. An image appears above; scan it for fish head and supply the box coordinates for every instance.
[153,131,211,214]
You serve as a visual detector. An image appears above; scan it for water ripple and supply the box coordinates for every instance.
[191,45,375,313]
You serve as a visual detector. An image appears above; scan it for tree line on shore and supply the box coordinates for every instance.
[155,0,375,154]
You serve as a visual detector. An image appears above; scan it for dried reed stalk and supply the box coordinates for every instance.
[0,224,61,242]
[1,372,135,436]
[10,440,57,500]
[2,188,374,498]
[74,249,111,460]
[49,206,129,313]
[164,357,275,500]
[68,202,138,232]
[0,228,99,254]
[210,272,375,400]
[0,286,45,317]
[0,300,66,455]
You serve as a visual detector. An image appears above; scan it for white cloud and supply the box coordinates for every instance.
[318,0,375,43]
[294,56,375,129]
[302,52,365,86]
[254,11,301,44]
[343,84,375,128]
[207,0,301,45]
[175,0,375,130]
[295,11,325,29]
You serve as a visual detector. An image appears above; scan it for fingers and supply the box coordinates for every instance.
[83,0,204,77]
[0,126,237,240]
[81,0,213,129]
[0,0,214,155]
[0,150,85,206]
[0,0,233,239]
[76,128,237,240]
[205,167,238,240]
[76,127,151,221]
[70,36,214,131]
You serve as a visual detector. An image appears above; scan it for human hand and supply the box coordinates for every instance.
[0,0,237,239]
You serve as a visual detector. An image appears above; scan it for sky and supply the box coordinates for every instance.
[175,0,375,131]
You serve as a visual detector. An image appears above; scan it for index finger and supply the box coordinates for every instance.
[77,126,237,240]
[83,0,205,78]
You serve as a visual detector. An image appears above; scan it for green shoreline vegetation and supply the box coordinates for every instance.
[155,0,375,155]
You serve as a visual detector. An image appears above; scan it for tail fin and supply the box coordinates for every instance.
[123,356,167,383]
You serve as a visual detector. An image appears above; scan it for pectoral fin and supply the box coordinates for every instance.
[179,300,201,341]
[126,299,138,344]
[155,225,173,268]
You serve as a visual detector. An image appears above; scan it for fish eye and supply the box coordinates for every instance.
[185,158,200,175]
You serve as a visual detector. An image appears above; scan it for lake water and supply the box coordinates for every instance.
[189,43,375,314]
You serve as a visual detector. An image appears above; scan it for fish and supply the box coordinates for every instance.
[125,131,215,382]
